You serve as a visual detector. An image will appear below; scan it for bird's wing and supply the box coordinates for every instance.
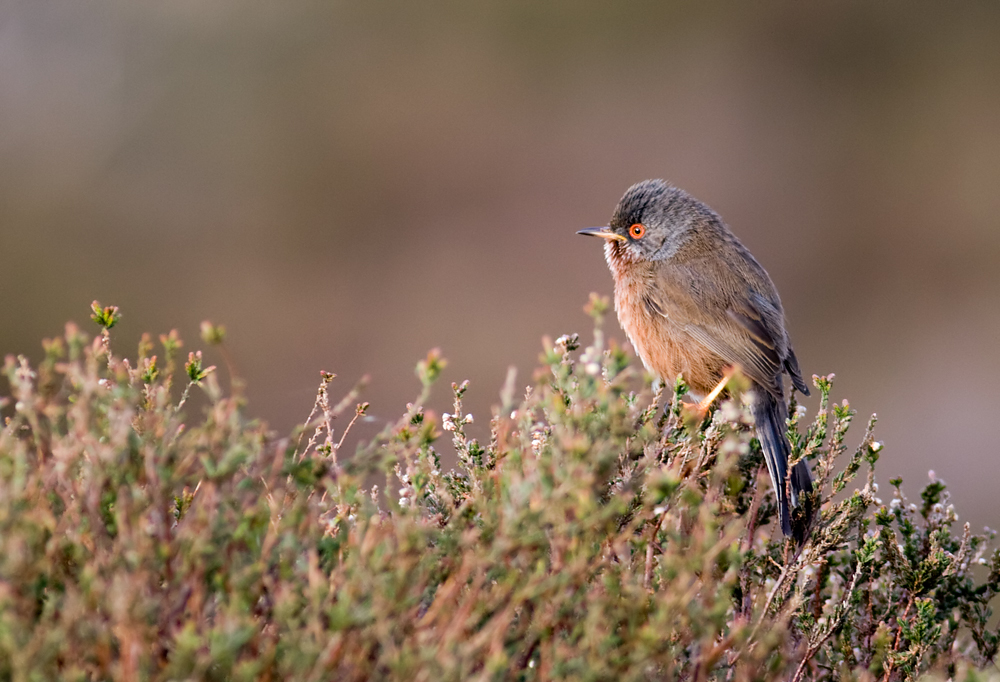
[684,307,785,398]
[784,346,811,396]
[648,266,789,398]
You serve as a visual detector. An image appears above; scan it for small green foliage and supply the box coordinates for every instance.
[0,301,995,680]
[200,320,226,345]
[415,347,446,387]
[89,300,121,329]
[160,328,183,357]
[184,349,214,383]
[584,291,610,322]
[140,355,159,384]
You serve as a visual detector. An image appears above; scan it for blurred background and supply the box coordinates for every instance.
[2,2,999,526]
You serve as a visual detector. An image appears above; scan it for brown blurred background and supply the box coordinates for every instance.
[2,3,999,526]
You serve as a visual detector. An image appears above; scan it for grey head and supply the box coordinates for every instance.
[605,179,720,262]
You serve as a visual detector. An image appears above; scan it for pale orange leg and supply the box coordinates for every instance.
[695,367,737,417]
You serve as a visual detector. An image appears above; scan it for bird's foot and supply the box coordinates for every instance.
[695,368,737,417]
[679,368,737,429]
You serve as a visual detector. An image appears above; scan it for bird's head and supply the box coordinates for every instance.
[578,179,715,262]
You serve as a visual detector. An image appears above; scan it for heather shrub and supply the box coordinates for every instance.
[0,299,996,681]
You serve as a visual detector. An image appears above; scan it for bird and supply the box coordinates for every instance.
[578,179,812,540]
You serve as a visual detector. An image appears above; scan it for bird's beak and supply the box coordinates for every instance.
[576,227,626,242]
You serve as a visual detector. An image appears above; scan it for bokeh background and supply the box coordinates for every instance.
[3,3,999,526]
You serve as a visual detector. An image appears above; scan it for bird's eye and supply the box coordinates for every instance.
[629,223,645,239]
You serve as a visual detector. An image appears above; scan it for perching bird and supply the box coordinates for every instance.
[578,179,812,539]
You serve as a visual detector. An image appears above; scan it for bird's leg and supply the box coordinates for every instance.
[694,367,737,417]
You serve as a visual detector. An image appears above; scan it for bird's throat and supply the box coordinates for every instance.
[603,238,640,273]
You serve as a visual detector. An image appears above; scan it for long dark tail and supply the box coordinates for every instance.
[751,389,813,541]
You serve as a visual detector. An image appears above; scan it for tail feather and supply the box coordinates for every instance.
[751,389,812,541]
[790,458,813,507]
[790,459,814,544]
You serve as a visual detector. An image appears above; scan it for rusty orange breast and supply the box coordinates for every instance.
[605,242,722,397]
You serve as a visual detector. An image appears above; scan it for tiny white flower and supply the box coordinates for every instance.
[720,402,742,422]
[872,482,879,492]
[653,506,667,516]
[870,441,883,452]
[794,405,808,418]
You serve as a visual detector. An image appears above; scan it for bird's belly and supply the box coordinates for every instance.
[615,289,721,398]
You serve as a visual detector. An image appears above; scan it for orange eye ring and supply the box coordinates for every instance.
[629,223,645,239]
